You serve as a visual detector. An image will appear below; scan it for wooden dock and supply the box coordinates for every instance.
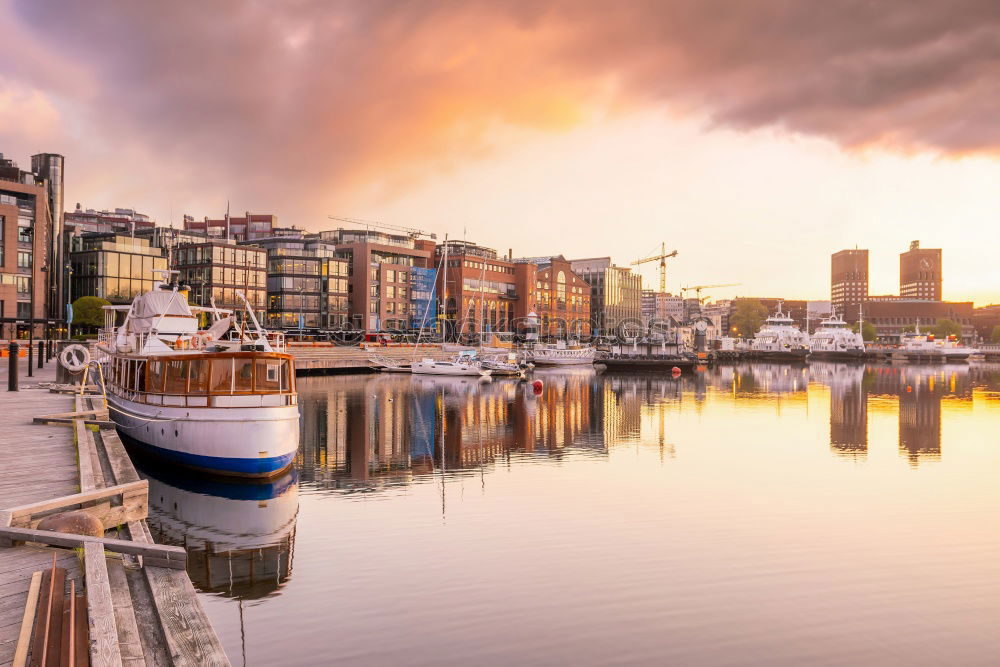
[291,344,453,373]
[0,362,230,666]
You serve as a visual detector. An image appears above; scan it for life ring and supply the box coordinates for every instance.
[59,344,91,372]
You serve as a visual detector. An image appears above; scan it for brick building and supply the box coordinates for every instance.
[0,154,51,338]
[318,228,434,332]
[515,255,591,338]
[899,240,942,300]
[831,249,868,322]
[863,297,974,340]
[437,240,519,338]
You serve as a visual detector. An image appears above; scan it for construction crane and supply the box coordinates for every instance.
[327,215,437,240]
[631,242,678,292]
[681,283,742,302]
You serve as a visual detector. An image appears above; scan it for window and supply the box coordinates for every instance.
[147,361,165,393]
[164,360,188,393]
[210,358,232,393]
[233,359,254,393]
[190,359,208,394]
[254,359,283,392]
[17,251,32,269]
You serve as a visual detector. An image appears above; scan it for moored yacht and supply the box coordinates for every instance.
[97,271,298,477]
[809,311,866,360]
[749,303,809,360]
[411,350,492,377]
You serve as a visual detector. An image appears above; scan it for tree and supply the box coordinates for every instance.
[72,296,111,331]
[728,299,767,338]
[990,325,1000,344]
[852,321,877,341]
[931,318,962,339]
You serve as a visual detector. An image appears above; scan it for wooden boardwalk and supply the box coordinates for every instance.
[0,359,229,666]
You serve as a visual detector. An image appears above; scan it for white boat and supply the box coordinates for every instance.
[809,311,866,360]
[97,271,299,477]
[411,351,492,377]
[530,340,596,366]
[892,329,945,362]
[749,303,810,360]
[938,335,974,361]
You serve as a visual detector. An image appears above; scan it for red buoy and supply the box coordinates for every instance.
[532,379,543,395]
[671,366,681,376]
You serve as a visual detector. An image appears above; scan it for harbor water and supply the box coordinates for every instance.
[141,363,1000,665]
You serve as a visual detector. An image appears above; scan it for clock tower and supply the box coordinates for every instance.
[899,240,942,301]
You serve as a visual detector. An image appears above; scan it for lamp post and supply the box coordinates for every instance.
[65,263,73,339]
[298,284,305,331]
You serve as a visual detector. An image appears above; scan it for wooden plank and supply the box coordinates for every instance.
[74,595,89,667]
[82,543,122,667]
[97,432,140,486]
[74,418,97,495]
[45,567,64,667]
[142,569,230,667]
[3,482,148,525]
[11,570,41,667]
[0,528,186,570]
[106,560,145,666]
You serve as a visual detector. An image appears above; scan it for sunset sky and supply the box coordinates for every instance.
[2,0,998,304]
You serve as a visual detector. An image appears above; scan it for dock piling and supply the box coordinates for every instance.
[7,342,17,391]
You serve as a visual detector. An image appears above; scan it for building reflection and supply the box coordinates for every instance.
[138,463,299,599]
[810,362,868,459]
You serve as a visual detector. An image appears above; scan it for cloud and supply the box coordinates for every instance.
[3,0,999,219]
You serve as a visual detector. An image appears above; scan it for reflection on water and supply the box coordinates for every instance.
[148,362,1000,665]
[138,462,298,599]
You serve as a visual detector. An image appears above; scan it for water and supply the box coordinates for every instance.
[140,362,1000,666]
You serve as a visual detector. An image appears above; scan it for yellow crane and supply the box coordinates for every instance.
[681,283,742,302]
[631,242,678,292]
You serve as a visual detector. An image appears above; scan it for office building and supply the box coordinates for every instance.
[569,257,642,335]
[0,153,52,338]
[319,228,434,332]
[65,204,155,235]
[173,241,267,313]
[899,240,942,300]
[245,236,349,329]
[69,234,168,304]
[641,290,685,325]
[863,297,973,340]
[831,249,868,322]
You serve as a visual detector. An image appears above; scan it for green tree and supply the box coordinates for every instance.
[852,321,877,341]
[72,296,111,331]
[931,318,962,339]
[990,325,1000,344]
[729,299,767,338]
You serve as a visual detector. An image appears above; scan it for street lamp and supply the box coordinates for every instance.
[65,263,73,339]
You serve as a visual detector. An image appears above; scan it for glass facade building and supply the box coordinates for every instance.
[70,234,168,304]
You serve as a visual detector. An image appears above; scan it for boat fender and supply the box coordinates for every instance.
[60,344,91,372]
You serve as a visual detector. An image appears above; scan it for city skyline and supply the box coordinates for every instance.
[2,2,999,304]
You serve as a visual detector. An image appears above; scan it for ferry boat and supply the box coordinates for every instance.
[97,271,298,477]
[891,329,944,363]
[938,334,975,361]
[530,340,596,366]
[809,311,866,360]
[598,333,694,372]
[748,303,809,360]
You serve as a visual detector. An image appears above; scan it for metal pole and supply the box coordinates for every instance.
[37,340,44,369]
[7,342,17,391]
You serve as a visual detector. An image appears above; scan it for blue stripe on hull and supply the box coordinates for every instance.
[121,432,296,477]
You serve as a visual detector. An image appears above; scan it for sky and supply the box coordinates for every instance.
[1,0,999,304]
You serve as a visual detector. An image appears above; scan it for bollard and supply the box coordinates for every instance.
[27,338,33,378]
[7,342,17,391]
[38,340,44,369]
[46,339,53,361]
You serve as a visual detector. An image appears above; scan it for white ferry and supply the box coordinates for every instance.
[749,303,810,360]
[809,311,866,360]
[97,271,299,477]
[891,329,944,362]
[530,340,596,366]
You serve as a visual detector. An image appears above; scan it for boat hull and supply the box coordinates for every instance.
[411,362,490,376]
[108,394,299,478]
[599,358,696,372]
[808,350,866,361]
[748,349,809,361]
[530,356,595,366]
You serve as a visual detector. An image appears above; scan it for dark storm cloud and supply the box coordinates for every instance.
[5,0,999,213]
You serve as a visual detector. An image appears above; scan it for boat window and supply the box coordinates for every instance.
[164,360,188,394]
[147,361,165,393]
[136,360,146,393]
[254,358,282,393]
[210,358,233,394]
[190,359,209,394]
[233,358,254,393]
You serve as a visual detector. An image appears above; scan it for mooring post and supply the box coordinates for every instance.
[26,337,33,378]
[7,342,17,391]
[38,340,44,369]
